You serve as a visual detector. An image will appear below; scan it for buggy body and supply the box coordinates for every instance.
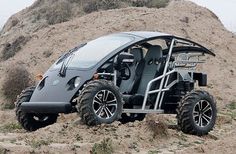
[16,31,217,135]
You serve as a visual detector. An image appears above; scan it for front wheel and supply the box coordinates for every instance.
[15,86,58,131]
[77,80,123,126]
[177,90,217,136]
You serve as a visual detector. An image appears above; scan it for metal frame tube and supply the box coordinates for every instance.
[123,38,205,114]
[141,39,176,110]
[141,69,175,110]
[159,74,170,107]
[113,70,117,85]
[123,109,164,114]
[154,38,176,110]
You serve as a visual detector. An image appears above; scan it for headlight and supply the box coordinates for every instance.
[74,77,81,87]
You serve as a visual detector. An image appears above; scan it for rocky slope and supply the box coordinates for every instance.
[0,0,235,153]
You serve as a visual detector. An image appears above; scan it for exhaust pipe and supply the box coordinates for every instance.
[20,102,73,114]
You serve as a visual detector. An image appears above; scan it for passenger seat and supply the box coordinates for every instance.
[136,45,163,95]
[123,45,163,106]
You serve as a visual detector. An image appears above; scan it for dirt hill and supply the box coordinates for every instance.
[0,0,236,153]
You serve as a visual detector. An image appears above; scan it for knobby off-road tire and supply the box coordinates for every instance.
[77,80,123,126]
[177,90,217,136]
[119,113,146,124]
[15,86,58,131]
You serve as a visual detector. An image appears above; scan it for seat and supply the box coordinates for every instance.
[119,48,144,94]
[123,45,163,105]
[136,45,163,95]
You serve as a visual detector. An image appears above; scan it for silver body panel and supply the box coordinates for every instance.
[27,31,214,114]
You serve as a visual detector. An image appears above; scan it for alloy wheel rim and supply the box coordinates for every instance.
[93,90,117,119]
[193,100,213,127]
[33,115,49,122]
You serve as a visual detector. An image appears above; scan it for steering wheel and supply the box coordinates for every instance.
[119,63,131,80]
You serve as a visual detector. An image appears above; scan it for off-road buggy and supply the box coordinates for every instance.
[16,31,217,136]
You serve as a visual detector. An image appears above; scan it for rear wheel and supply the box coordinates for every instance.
[16,86,58,131]
[177,90,217,136]
[77,80,123,126]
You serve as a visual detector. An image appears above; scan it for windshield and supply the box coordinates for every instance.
[57,35,134,69]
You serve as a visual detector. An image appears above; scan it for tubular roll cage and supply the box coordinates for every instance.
[121,38,206,114]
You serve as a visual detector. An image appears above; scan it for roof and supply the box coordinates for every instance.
[122,31,172,38]
[116,31,215,56]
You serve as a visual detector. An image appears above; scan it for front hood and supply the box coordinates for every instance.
[30,69,94,102]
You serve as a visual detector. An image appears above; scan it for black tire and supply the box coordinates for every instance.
[77,80,123,126]
[177,90,217,136]
[15,86,58,131]
[119,113,146,124]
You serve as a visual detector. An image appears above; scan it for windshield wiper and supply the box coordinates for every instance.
[59,43,87,77]
[59,54,74,77]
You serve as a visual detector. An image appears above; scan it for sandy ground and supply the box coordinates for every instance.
[0,1,235,106]
[0,110,235,154]
[0,0,235,153]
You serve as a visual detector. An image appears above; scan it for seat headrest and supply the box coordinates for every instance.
[145,45,162,62]
[130,48,143,62]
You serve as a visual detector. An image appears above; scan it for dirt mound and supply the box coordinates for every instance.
[0,0,170,37]
[0,0,235,106]
[0,0,235,153]
[0,112,234,153]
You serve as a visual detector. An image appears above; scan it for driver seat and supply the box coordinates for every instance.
[119,48,143,94]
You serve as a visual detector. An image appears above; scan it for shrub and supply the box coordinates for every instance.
[30,0,45,9]
[148,0,170,8]
[0,147,9,154]
[0,122,22,133]
[83,0,169,14]
[132,0,169,8]
[180,16,189,23]
[10,17,19,28]
[83,0,124,13]
[68,0,80,3]
[91,138,114,154]
[2,65,33,109]
[27,139,51,148]
[83,0,98,13]
[1,36,29,60]
[75,133,83,141]
[46,1,72,25]
[31,0,169,25]
[226,100,236,110]
[146,114,168,138]
[43,50,53,58]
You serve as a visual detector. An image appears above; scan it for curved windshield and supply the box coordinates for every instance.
[65,35,134,69]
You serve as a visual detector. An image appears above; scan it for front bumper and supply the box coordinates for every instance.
[20,102,73,114]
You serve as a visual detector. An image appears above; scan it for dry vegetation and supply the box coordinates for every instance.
[37,0,170,25]
[2,66,33,109]
[0,0,169,64]
[91,138,114,154]
[46,1,72,25]
[26,139,51,149]
[1,0,170,36]
[0,147,9,154]
[1,36,30,60]
[0,122,22,133]
[145,114,169,138]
